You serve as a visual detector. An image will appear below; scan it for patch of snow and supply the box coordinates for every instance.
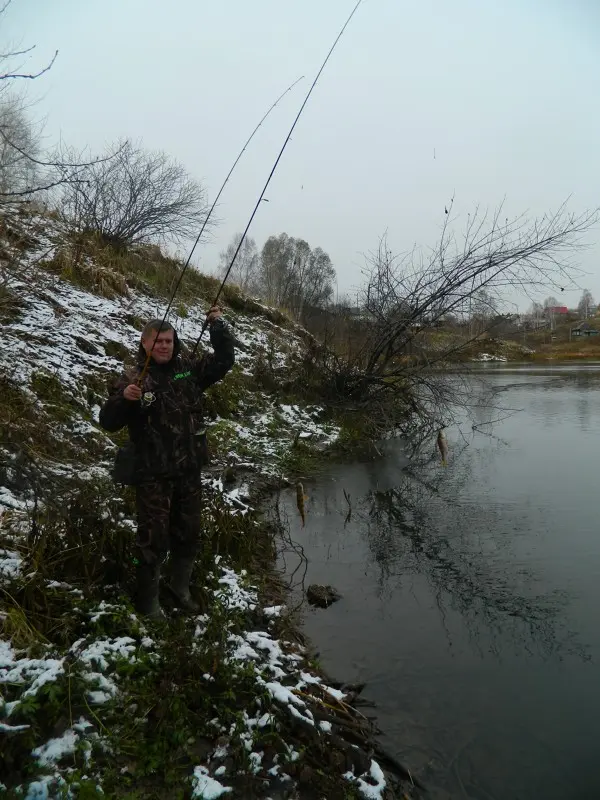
[0,642,65,713]
[76,637,137,671]
[32,728,79,766]
[263,605,284,618]
[191,765,232,798]
[213,743,229,759]
[215,567,257,612]
[0,487,30,512]
[249,751,263,773]
[258,713,276,728]
[0,548,22,580]
[22,773,68,800]
[471,352,508,362]
[345,759,388,799]
[88,601,121,623]
[1,720,30,732]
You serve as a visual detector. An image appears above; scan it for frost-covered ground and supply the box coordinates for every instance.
[0,214,398,799]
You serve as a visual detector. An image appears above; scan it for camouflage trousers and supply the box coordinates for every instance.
[135,478,202,566]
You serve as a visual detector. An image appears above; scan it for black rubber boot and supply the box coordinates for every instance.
[135,562,164,620]
[168,556,200,613]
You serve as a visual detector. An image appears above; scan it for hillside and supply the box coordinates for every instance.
[0,207,417,799]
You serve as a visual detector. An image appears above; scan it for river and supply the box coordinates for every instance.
[276,362,600,800]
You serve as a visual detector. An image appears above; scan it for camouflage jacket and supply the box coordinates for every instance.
[99,319,235,482]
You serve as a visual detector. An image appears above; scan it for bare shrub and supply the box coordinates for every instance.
[61,139,211,249]
[307,201,598,428]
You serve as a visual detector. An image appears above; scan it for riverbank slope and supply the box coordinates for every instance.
[0,206,419,799]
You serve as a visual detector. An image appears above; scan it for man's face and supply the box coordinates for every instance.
[142,329,175,364]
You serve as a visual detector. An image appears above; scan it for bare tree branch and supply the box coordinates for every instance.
[0,50,58,81]
[61,139,212,248]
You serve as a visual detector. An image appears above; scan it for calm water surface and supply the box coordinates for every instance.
[277,362,600,800]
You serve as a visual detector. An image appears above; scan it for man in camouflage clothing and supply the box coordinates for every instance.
[99,307,235,618]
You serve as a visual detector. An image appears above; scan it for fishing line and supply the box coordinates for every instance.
[136,75,305,383]
[190,0,364,358]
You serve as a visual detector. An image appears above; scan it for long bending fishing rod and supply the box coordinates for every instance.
[137,74,305,383]
[190,0,364,358]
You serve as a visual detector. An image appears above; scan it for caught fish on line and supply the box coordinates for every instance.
[437,428,449,466]
[296,481,308,527]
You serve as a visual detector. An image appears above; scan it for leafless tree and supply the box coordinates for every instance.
[0,1,119,202]
[218,232,259,292]
[577,288,595,319]
[305,200,597,425]
[259,233,296,307]
[468,288,498,336]
[292,245,336,319]
[61,139,211,248]
[0,94,41,199]
[258,233,335,320]
[543,295,560,309]
[0,1,54,200]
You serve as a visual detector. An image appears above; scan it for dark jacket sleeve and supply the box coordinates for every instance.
[193,318,236,391]
[99,373,140,433]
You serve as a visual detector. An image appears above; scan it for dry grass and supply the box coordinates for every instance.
[530,340,600,360]
[37,231,295,330]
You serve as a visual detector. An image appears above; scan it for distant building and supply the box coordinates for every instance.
[571,321,599,337]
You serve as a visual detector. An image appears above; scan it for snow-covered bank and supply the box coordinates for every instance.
[0,211,418,799]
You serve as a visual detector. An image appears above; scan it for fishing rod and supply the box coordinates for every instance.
[190,0,364,358]
[137,74,305,383]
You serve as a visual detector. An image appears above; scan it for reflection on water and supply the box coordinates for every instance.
[276,363,600,800]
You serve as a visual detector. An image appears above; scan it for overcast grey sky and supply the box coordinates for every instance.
[6,0,600,308]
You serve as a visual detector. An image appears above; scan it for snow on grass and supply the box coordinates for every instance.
[263,603,284,617]
[0,547,22,579]
[207,566,366,742]
[215,567,257,612]
[71,633,157,706]
[1,720,30,732]
[0,559,390,798]
[191,765,232,798]
[344,759,388,799]
[0,240,303,424]
[1,632,153,724]
[32,727,80,766]
[0,486,30,512]
[471,352,508,362]
[278,403,340,444]
[217,401,340,477]
[74,636,138,671]
[20,773,69,800]
[0,642,65,716]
